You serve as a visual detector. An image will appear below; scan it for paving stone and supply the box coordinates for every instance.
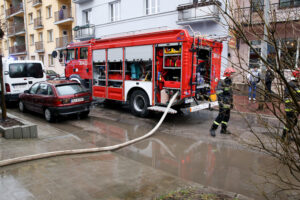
[22,126,31,139]
[30,125,38,138]
[13,127,22,139]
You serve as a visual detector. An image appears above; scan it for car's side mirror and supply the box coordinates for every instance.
[24,90,29,93]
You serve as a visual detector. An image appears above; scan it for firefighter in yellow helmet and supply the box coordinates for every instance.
[282,69,300,141]
[210,67,236,137]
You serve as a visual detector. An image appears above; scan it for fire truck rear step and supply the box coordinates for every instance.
[147,106,178,114]
[188,101,219,112]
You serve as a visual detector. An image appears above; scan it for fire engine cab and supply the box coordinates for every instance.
[65,29,222,117]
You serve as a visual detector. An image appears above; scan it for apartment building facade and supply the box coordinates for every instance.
[73,0,229,73]
[0,0,75,74]
[230,0,300,83]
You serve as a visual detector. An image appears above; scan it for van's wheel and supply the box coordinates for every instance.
[19,101,26,113]
[44,108,54,122]
[130,90,149,117]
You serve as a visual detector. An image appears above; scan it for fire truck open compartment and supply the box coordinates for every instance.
[195,48,212,100]
[155,43,182,105]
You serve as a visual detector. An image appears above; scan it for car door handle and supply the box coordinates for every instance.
[29,81,33,84]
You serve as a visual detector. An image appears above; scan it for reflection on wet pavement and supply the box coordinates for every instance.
[1,106,294,200]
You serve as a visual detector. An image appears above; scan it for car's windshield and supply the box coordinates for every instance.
[9,63,44,78]
[56,84,86,96]
[47,70,57,75]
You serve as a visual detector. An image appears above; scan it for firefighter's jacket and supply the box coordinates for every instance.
[284,80,300,112]
[216,77,233,109]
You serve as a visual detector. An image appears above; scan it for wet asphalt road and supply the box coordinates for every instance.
[0,103,293,200]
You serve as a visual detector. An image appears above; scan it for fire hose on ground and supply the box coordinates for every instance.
[0,92,179,167]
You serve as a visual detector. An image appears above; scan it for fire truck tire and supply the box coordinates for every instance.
[130,90,149,117]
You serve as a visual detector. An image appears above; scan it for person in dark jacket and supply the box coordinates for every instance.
[282,69,300,140]
[265,68,274,95]
[210,67,236,137]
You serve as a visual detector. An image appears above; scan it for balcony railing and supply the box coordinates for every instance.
[177,0,221,23]
[7,24,25,36]
[32,0,42,7]
[74,24,95,41]
[73,0,92,4]
[56,35,73,49]
[35,41,44,52]
[9,45,26,54]
[234,2,300,25]
[6,3,23,17]
[34,17,43,29]
[54,8,72,23]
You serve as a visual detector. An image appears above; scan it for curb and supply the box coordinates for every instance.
[0,112,38,139]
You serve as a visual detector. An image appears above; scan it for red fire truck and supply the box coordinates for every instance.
[65,29,222,117]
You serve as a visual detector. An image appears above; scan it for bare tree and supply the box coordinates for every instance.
[216,0,300,198]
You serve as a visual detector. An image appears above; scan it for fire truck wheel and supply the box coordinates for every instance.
[130,90,149,117]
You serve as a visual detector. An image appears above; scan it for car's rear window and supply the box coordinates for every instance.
[9,63,44,78]
[55,84,86,96]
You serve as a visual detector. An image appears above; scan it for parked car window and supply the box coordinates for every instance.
[56,84,86,96]
[47,85,54,96]
[30,83,40,94]
[9,63,43,78]
[36,83,48,95]
[66,49,75,61]
[80,47,88,59]
[46,70,57,75]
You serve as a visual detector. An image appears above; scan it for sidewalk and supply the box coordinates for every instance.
[233,95,282,116]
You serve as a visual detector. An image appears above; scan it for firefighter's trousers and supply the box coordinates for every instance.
[282,111,298,139]
[211,105,231,131]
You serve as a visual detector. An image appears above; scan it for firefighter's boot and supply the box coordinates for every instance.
[221,124,231,135]
[210,122,218,137]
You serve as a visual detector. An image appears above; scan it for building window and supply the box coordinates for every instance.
[39,55,44,64]
[249,40,261,69]
[146,0,160,15]
[279,0,300,8]
[251,0,264,12]
[46,6,52,18]
[280,39,298,68]
[110,1,120,22]
[29,13,33,24]
[82,9,91,24]
[31,56,35,60]
[30,34,34,46]
[48,54,54,66]
[1,5,4,16]
[39,32,43,41]
[47,30,53,42]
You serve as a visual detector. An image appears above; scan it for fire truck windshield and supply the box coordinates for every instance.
[66,49,75,61]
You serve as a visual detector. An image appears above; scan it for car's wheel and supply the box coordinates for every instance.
[44,108,54,122]
[80,110,90,118]
[19,101,26,113]
[130,90,149,117]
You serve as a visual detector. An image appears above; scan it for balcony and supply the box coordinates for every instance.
[32,0,42,7]
[54,8,73,25]
[35,41,44,53]
[73,0,92,4]
[235,2,300,25]
[6,3,24,18]
[9,45,26,55]
[74,24,95,41]
[56,35,73,49]
[34,17,43,29]
[177,0,221,24]
[7,24,25,37]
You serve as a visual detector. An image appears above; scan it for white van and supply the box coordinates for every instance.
[2,59,46,102]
